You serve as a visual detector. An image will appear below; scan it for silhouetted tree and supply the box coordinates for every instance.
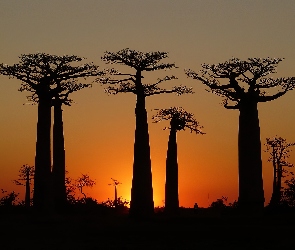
[0,53,102,212]
[0,189,19,207]
[210,196,228,209]
[108,178,122,208]
[13,164,35,208]
[282,177,295,207]
[100,48,192,218]
[51,80,91,211]
[65,171,77,204]
[186,58,295,211]
[265,136,295,207]
[152,107,203,215]
[75,174,96,199]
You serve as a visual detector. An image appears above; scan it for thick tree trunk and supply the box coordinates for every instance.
[130,92,154,218]
[238,98,265,211]
[52,100,67,211]
[25,173,30,208]
[33,98,52,211]
[165,127,179,215]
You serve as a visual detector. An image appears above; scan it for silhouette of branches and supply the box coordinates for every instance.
[0,53,104,105]
[75,174,96,199]
[98,48,193,97]
[186,58,295,109]
[152,107,204,134]
[12,164,35,186]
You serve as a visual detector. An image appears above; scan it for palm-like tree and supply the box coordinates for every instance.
[100,48,192,218]
[1,53,103,211]
[186,58,295,211]
[153,107,203,215]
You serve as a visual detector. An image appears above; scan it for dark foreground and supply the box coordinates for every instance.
[1,208,295,249]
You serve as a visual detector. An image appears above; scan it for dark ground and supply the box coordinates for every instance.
[1,208,295,250]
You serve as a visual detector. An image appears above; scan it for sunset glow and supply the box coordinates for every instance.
[1,0,295,209]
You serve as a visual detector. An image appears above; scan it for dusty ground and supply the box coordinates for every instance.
[1,209,295,249]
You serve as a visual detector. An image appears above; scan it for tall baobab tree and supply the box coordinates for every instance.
[152,107,203,215]
[0,53,103,211]
[186,58,295,211]
[13,164,35,208]
[265,136,295,207]
[108,178,122,208]
[100,48,192,218]
[51,80,91,211]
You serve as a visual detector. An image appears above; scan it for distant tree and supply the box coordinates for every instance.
[210,196,228,209]
[152,107,203,215]
[65,170,77,204]
[0,189,19,207]
[108,178,122,208]
[265,136,295,207]
[0,53,103,211]
[186,58,295,211]
[75,174,96,199]
[102,197,130,210]
[282,177,295,207]
[100,48,192,218]
[13,164,35,208]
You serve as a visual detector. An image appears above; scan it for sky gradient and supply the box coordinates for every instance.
[1,0,295,207]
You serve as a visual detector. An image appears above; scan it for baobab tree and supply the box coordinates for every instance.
[100,48,192,218]
[108,178,122,208]
[0,53,103,211]
[186,58,295,211]
[13,164,35,208]
[265,136,295,207]
[152,107,204,215]
[51,80,91,211]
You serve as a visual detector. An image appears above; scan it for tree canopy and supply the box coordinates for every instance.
[186,58,295,109]
[152,107,204,134]
[99,48,193,97]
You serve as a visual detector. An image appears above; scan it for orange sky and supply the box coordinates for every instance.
[1,1,295,207]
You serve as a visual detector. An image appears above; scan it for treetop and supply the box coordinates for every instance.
[101,48,176,71]
[152,107,204,134]
[186,57,295,109]
[0,52,104,87]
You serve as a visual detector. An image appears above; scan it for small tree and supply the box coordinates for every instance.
[152,107,203,215]
[75,174,96,199]
[265,136,295,207]
[108,178,122,208]
[0,189,19,207]
[282,177,295,207]
[13,164,35,208]
[100,48,192,218]
[186,58,295,211]
[65,170,77,204]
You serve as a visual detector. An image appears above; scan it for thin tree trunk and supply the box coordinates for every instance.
[130,75,154,217]
[25,172,30,208]
[52,99,66,211]
[269,152,278,207]
[114,186,118,208]
[33,98,52,211]
[238,98,264,211]
[165,127,179,215]
[276,162,283,205]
